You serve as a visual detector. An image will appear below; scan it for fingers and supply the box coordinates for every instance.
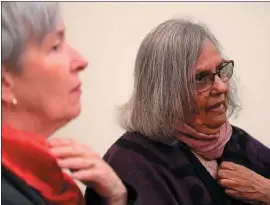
[49,138,98,159]
[49,138,91,151]
[71,168,113,186]
[217,163,239,189]
[71,169,97,181]
[218,161,243,182]
[57,157,95,170]
[217,168,240,180]
[48,138,103,175]
[219,161,237,171]
[218,178,238,188]
[49,138,75,147]
[218,162,266,204]
[71,168,127,200]
[217,169,230,179]
[49,138,127,199]
[50,146,84,158]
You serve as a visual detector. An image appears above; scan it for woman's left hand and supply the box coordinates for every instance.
[48,138,127,205]
[217,161,270,205]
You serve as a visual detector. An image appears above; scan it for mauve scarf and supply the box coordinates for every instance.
[175,121,232,160]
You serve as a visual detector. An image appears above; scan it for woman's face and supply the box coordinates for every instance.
[2,20,88,126]
[188,40,230,134]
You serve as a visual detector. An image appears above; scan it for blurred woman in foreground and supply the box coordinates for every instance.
[2,2,137,205]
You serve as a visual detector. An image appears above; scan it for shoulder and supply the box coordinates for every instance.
[103,133,202,205]
[231,125,262,150]
[104,132,189,171]
[230,125,270,171]
[231,125,252,141]
[231,125,269,151]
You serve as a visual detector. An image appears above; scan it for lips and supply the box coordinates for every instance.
[71,83,81,92]
[206,101,225,111]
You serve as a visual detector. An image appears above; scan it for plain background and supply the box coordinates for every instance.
[55,2,270,191]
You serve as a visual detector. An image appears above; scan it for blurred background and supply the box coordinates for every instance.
[55,2,270,191]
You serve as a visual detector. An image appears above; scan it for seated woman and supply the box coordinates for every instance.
[95,18,270,205]
[2,2,137,205]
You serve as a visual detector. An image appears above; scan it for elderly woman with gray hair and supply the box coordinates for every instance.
[1,2,138,205]
[98,19,270,205]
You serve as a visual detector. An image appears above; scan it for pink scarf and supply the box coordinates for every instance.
[175,122,232,160]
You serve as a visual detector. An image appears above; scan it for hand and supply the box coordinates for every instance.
[217,161,270,205]
[48,138,127,205]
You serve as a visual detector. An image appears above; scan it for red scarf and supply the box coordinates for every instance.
[2,124,85,205]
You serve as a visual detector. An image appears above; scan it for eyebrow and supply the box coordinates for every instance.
[55,28,65,39]
[195,59,225,74]
[216,60,226,70]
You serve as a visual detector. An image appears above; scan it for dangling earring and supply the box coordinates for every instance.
[12,98,17,105]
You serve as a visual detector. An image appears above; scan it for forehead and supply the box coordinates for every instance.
[50,19,65,36]
[24,19,65,55]
[56,20,65,32]
[195,40,223,73]
[40,19,65,44]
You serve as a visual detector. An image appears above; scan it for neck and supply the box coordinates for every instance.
[2,107,65,138]
[187,120,223,135]
[196,124,222,135]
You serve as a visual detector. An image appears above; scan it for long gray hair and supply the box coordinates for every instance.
[119,18,241,141]
[2,2,60,74]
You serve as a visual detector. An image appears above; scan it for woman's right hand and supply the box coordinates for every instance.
[48,138,128,205]
[217,161,270,205]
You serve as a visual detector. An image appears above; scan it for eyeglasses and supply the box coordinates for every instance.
[195,60,234,93]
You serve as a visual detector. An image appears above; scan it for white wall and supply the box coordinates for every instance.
[55,3,270,190]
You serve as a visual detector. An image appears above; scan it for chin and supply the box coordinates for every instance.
[66,103,82,120]
[206,112,227,129]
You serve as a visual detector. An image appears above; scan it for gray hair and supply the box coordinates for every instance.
[2,2,60,74]
[119,18,241,141]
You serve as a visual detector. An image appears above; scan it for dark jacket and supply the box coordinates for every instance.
[102,126,270,205]
[85,181,139,205]
[2,166,139,205]
[2,166,47,205]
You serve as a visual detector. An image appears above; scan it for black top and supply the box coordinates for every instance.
[2,166,139,205]
[2,166,47,205]
[85,180,139,205]
[102,125,270,205]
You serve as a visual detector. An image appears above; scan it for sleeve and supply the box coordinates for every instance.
[2,178,33,205]
[236,126,270,177]
[84,182,139,205]
[84,187,106,205]
[251,136,270,175]
[102,149,180,205]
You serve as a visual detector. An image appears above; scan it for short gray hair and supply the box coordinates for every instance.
[2,2,60,74]
[119,18,241,140]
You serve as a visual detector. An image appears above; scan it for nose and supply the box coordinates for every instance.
[211,75,228,94]
[70,47,88,72]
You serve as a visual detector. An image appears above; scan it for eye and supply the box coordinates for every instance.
[51,44,60,51]
[195,75,204,83]
[195,73,208,83]
[219,62,234,81]
[51,40,63,52]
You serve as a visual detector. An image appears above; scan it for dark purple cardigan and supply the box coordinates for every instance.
[100,126,270,205]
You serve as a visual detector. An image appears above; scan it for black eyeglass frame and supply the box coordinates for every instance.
[195,60,234,93]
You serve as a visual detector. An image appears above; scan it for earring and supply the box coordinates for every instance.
[12,98,17,105]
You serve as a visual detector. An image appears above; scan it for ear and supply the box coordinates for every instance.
[2,64,15,104]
